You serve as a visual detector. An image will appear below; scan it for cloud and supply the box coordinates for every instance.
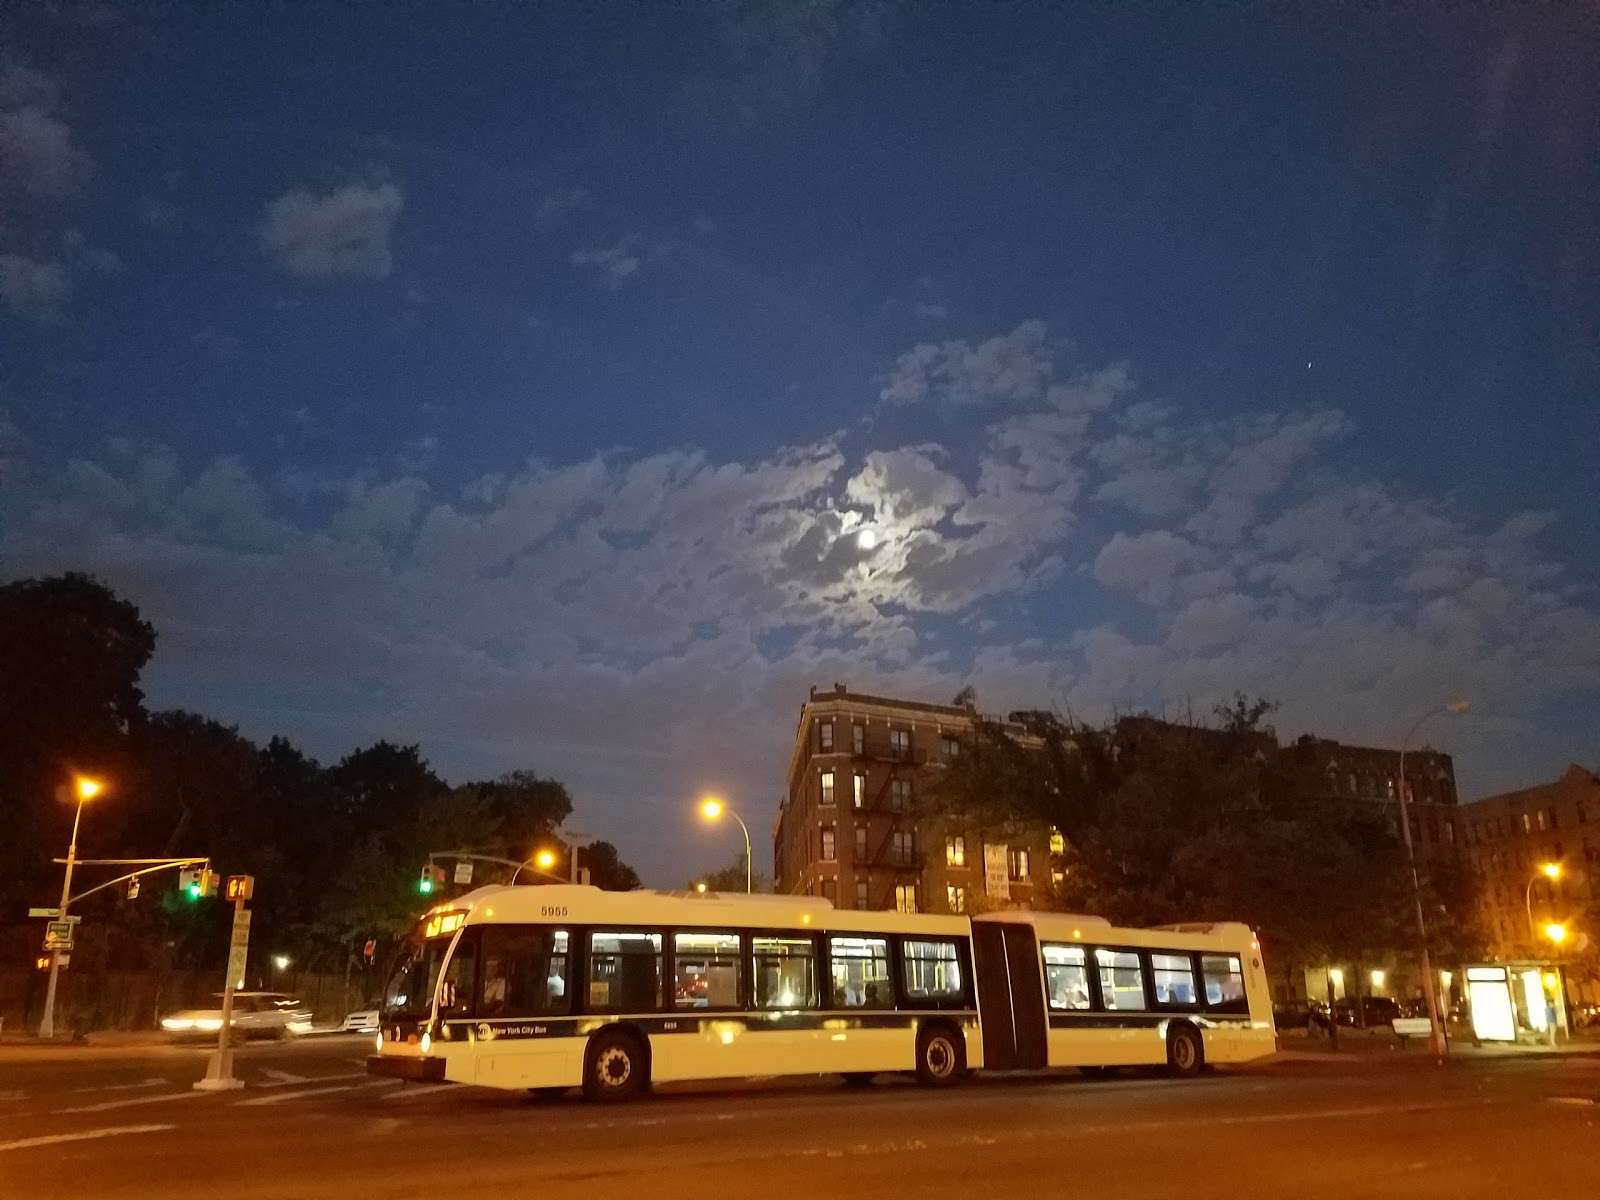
[257,179,404,281]
[912,302,947,320]
[0,55,87,199]
[0,253,69,319]
[570,243,641,287]
[686,0,879,133]
[5,320,1597,879]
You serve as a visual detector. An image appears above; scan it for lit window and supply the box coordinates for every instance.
[820,771,835,805]
[1051,869,1065,886]
[947,884,965,913]
[820,825,835,861]
[1201,954,1247,1012]
[829,935,893,1007]
[1009,848,1030,880]
[1537,810,1548,831]
[479,927,570,1018]
[853,773,865,808]
[1095,948,1147,1010]
[852,724,864,754]
[946,835,965,867]
[819,721,833,751]
[890,729,911,760]
[1043,944,1090,1010]
[902,939,961,1002]
[1523,813,1532,833]
[855,879,870,909]
[1150,952,1197,1005]
[1048,827,1065,855]
[673,931,741,1010]
[588,931,663,1013]
[894,883,918,913]
[752,936,816,1009]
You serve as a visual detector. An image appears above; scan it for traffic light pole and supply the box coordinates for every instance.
[194,891,250,1092]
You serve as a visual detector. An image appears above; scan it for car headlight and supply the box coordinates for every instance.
[162,1018,193,1030]
[195,1018,223,1031]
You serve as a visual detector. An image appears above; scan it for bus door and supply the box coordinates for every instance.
[972,922,1048,1070]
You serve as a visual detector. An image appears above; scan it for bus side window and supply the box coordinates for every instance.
[1042,944,1091,1010]
[1201,954,1248,1013]
[479,926,570,1018]
[438,929,479,1017]
[1150,952,1198,1007]
[828,935,893,1009]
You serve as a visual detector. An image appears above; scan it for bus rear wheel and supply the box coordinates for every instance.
[915,1025,966,1087]
[583,1030,648,1102]
[1166,1024,1204,1078]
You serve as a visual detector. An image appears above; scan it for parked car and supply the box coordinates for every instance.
[161,992,313,1041]
[1272,999,1324,1029]
[1327,996,1401,1027]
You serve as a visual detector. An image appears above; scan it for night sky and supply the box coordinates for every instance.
[3,4,1597,884]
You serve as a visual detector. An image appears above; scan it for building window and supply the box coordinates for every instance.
[902,939,962,1002]
[673,931,741,1010]
[853,724,864,755]
[753,935,816,1009]
[890,779,912,811]
[1537,810,1548,831]
[820,825,835,861]
[853,773,865,808]
[940,735,960,759]
[1009,848,1030,880]
[895,883,919,913]
[890,830,915,865]
[946,835,965,867]
[821,878,836,904]
[587,931,663,1013]
[947,884,965,913]
[890,728,911,760]
[1095,948,1147,1011]
[819,721,833,751]
[829,935,893,1007]
[854,826,868,857]
[855,879,870,909]
[1549,810,1559,830]
[820,771,835,806]
[1048,827,1065,855]
[1522,812,1532,833]
[1051,869,1065,886]
[1043,944,1090,1010]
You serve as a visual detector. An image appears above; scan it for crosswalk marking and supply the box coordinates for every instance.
[55,1090,207,1115]
[235,1081,392,1106]
[260,1068,310,1085]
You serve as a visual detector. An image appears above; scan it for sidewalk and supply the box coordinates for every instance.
[1273,1025,1600,1062]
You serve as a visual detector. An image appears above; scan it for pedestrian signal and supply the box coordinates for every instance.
[225,875,254,902]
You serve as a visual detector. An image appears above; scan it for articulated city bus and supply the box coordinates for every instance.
[368,885,1274,1101]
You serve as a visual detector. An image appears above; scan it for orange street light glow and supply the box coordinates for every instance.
[535,850,556,870]
[701,797,724,821]
[76,777,102,800]
[1541,862,1561,880]
[1543,923,1567,944]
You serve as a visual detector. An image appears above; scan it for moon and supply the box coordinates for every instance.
[857,528,878,550]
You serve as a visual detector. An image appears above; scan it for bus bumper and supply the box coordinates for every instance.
[367,1054,448,1082]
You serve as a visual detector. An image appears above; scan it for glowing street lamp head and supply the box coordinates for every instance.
[272,954,290,971]
[535,850,557,870]
[1543,923,1567,944]
[1541,862,1562,880]
[1446,700,1470,714]
[700,797,724,821]
[695,882,707,894]
[76,777,102,800]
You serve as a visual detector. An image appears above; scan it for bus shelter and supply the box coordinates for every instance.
[1463,963,1569,1044]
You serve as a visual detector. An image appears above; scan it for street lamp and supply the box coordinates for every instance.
[1395,700,1469,1060]
[38,776,103,1039]
[1543,923,1567,945]
[699,796,752,894]
[1525,862,1562,945]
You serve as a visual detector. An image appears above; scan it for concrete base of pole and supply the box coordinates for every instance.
[192,1050,244,1091]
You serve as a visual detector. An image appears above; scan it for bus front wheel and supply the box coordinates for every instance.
[583,1030,648,1102]
[915,1025,966,1087]
[1166,1024,1204,1078]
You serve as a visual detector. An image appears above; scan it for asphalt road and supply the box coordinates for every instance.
[1,1037,1595,1199]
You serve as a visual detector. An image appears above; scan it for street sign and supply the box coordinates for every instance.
[453,861,474,885]
[44,921,74,951]
[227,943,249,989]
[230,908,253,948]
[28,907,59,918]
[225,874,254,902]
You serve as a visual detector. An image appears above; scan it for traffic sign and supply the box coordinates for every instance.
[44,921,74,951]
[229,908,253,949]
[227,943,249,989]
[29,907,59,918]
[453,861,474,885]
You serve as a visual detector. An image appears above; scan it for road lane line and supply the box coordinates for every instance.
[55,1090,207,1115]
[260,1068,309,1084]
[257,1070,372,1088]
[234,1081,390,1106]
[0,1124,175,1153]
[71,1077,169,1093]
[382,1083,454,1101]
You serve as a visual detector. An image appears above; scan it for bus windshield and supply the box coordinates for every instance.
[382,917,463,1019]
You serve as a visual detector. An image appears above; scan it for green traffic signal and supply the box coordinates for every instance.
[186,881,201,900]
[419,876,434,895]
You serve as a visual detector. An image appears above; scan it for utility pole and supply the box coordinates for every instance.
[38,778,100,1039]
[194,876,253,1092]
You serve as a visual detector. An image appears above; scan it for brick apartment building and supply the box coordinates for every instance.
[773,684,1060,914]
[1456,765,1600,963]
[1285,735,1461,862]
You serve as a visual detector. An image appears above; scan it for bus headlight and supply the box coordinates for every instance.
[375,1032,384,1053]
[419,1031,431,1054]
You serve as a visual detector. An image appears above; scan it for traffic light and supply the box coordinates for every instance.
[35,955,50,970]
[225,874,254,902]
[200,869,219,898]
[418,864,445,895]
[126,877,141,900]
[178,866,201,899]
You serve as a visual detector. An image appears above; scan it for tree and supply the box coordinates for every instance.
[582,841,641,891]
[691,855,771,894]
[0,573,156,930]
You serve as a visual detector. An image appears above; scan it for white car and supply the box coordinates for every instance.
[339,1008,381,1033]
[161,992,314,1040]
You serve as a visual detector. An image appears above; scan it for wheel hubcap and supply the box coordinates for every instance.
[1175,1039,1194,1068]
[597,1047,632,1086]
[927,1040,952,1076]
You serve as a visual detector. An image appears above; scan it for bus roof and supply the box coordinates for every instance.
[428,884,971,937]
[974,910,1256,951]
